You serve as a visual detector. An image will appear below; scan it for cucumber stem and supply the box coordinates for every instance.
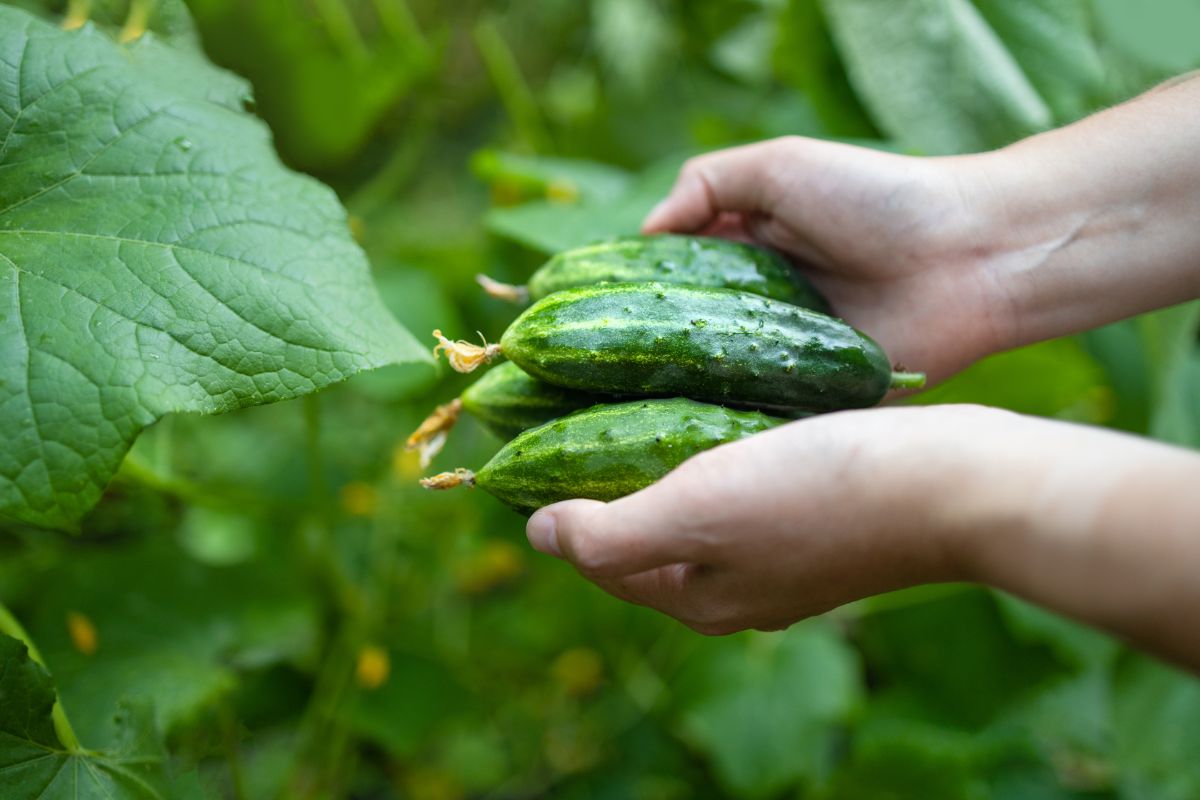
[420,468,476,491]
[476,274,529,304]
[889,371,926,390]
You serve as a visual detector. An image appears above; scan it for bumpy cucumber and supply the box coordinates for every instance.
[498,283,921,413]
[422,398,784,515]
[479,234,829,311]
[461,361,607,440]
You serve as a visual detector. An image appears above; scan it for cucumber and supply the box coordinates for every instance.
[421,398,784,515]
[477,234,829,311]
[407,362,607,467]
[490,283,922,413]
[461,361,608,440]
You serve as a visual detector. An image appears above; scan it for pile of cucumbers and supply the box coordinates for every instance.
[413,234,923,515]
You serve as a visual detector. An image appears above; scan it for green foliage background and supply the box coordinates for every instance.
[2,0,1199,798]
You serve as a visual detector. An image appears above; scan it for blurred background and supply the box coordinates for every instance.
[2,0,1200,797]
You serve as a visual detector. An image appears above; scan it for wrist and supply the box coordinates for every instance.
[907,405,1042,582]
[961,85,1200,348]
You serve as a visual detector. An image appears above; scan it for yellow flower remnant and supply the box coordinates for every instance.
[431,329,501,373]
[406,398,463,468]
[420,468,476,491]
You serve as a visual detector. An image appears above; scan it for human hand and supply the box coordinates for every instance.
[642,137,1004,384]
[646,77,1200,384]
[525,404,995,634]
[525,404,1200,668]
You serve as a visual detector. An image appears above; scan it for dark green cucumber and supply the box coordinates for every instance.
[500,283,921,412]
[472,398,784,515]
[461,362,608,440]
[483,234,829,311]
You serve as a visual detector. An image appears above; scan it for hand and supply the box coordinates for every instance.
[526,404,991,634]
[645,77,1200,384]
[642,137,1006,384]
[526,405,1200,669]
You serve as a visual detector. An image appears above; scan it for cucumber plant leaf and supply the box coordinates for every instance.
[0,7,431,531]
[971,0,1107,123]
[821,0,1052,154]
[0,632,184,799]
[672,624,862,798]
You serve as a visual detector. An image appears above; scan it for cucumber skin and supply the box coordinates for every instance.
[501,283,893,413]
[461,362,606,440]
[477,398,784,515]
[528,234,829,312]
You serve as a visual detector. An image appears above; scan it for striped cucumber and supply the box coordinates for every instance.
[477,234,828,311]
[463,362,608,440]
[406,362,607,466]
[421,398,785,515]
[432,283,924,412]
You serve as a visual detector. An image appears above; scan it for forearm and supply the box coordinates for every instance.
[968,75,1200,347]
[948,416,1200,668]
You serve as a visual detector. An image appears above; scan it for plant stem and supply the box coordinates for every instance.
[0,603,83,752]
[118,0,153,43]
[61,0,91,29]
[473,16,552,153]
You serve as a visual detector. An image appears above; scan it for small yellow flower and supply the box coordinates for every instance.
[340,482,378,517]
[551,647,604,697]
[455,540,523,594]
[355,644,390,690]
[66,611,97,656]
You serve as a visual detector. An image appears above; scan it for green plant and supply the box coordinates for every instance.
[1,0,1198,798]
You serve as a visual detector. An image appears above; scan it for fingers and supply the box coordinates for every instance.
[526,484,711,579]
[642,139,793,234]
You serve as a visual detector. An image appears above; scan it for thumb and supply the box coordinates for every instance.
[641,139,789,234]
[527,492,706,579]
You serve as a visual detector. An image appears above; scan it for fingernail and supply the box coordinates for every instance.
[526,510,561,557]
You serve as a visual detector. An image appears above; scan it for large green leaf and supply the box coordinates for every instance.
[0,633,186,799]
[0,7,430,531]
[773,0,879,138]
[672,623,862,798]
[822,0,1052,154]
[912,338,1108,421]
[1112,655,1200,800]
[856,588,1072,728]
[971,0,1107,123]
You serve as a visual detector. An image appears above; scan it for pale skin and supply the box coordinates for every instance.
[525,76,1200,670]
